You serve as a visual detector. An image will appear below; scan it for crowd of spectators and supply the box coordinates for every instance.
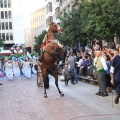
[59,40,120,104]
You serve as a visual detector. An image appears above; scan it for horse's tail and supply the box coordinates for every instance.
[44,76,49,89]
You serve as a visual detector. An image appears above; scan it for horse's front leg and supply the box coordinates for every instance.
[42,68,48,98]
[54,73,64,97]
[44,87,47,98]
[43,75,48,98]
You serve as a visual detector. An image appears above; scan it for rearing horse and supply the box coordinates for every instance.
[41,23,64,98]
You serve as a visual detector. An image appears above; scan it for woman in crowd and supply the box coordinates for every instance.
[104,54,111,93]
[62,65,74,85]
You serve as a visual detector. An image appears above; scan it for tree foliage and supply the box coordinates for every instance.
[34,30,47,53]
[60,9,86,46]
[60,0,120,45]
[81,0,120,40]
[0,36,4,47]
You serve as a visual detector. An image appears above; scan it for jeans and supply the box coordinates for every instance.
[87,65,94,76]
[70,67,78,83]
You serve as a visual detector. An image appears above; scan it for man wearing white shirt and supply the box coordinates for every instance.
[95,50,108,97]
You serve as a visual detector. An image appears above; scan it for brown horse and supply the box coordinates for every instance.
[41,23,64,98]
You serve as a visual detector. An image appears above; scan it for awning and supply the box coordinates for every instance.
[0,50,11,56]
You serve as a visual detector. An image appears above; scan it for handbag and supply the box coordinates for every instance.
[60,75,65,81]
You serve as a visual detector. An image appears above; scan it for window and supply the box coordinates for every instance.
[0,23,1,30]
[5,11,8,19]
[5,22,8,29]
[8,11,11,18]
[2,33,5,40]
[49,2,52,12]
[9,22,12,29]
[55,7,60,19]
[4,0,7,8]
[8,0,11,7]
[1,11,4,19]
[2,22,4,30]
[6,33,9,40]
[10,33,13,40]
[0,0,3,8]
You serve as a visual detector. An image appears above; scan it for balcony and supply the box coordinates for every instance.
[55,18,61,24]
[54,2,60,10]
[45,0,52,4]
[46,12,53,20]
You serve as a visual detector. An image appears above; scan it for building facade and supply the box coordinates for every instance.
[45,0,61,27]
[45,0,81,28]
[0,0,13,49]
[29,7,46,51]
[0,0,25,49]
[60,0,81,17]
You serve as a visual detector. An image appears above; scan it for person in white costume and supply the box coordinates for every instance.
[24,58,32,78]
[4,59,13,80]
[13,58,20,79]
[21,59,26,76]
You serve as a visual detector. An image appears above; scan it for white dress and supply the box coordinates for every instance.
[5,62,13,80]
[24,61,31,78]
[13,61,20,78]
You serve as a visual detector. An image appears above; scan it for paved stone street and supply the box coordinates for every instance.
[0,75,120,120]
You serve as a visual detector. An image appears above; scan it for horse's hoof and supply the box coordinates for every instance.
[44,94,48,98]
[60,93,64,97]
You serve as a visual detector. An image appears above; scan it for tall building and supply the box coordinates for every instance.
[45,0,81,27]
[29,6,46,51]
[0,0,13,49]
[60,0,81,17]
[0,0,25,49]
[45,0,61,28]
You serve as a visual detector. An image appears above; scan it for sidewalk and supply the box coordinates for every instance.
[0,75,120,120]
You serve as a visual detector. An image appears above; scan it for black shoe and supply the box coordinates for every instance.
[95,91,101,95]
[0,83,3,85]
[71,82,75,84]
[98,93,104,96]
[102,93,108,97]
[114,95,120,104]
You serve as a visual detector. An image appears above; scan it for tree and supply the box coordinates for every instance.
[0,36,5,47]
[80,0,120,41]
[60,9,87,46]
[34,30,47,54]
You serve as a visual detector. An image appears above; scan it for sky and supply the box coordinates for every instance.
[13,0,45,27]
[22,0,45,14]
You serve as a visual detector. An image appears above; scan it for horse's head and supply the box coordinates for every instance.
[49,23,58,33]
[49,23,63,33]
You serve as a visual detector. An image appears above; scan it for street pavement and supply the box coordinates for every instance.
[0,75,120,120]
